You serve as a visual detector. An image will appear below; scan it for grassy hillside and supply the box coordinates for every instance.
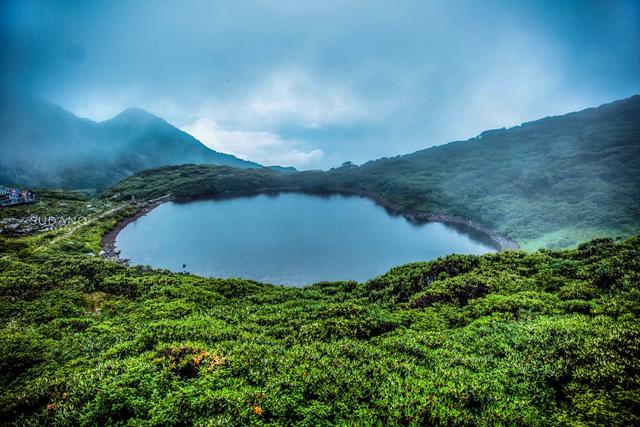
[0,192,639,424]
[342,96,640,249]
[104,96,640,249]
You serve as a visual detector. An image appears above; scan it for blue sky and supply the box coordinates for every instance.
[2,0,639,168]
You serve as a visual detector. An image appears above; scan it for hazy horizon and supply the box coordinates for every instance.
[2,0,639,169]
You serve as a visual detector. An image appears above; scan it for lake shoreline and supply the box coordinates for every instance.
[334,187,520,251]
[101,188,518,263]
[101,194,171,261]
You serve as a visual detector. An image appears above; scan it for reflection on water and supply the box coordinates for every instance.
[117,192,496,287]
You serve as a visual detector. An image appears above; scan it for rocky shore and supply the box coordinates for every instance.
[100,194,171,261]
[325,187,520,251]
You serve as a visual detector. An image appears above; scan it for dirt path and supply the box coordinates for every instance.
[34,203,130,252]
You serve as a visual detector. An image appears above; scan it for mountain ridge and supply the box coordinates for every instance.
[366,94,640,163]
[0,94,262,189]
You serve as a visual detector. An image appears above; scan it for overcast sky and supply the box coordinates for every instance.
[2,0,639,168]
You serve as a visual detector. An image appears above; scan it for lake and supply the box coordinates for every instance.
[116,192,496,286]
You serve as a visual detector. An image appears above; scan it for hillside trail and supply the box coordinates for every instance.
[34,193,172,253]
[34,203,130,253]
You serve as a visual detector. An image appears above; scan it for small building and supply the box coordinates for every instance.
[0,185,37,207]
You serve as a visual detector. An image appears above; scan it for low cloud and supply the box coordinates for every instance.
[182,117,324,168]
[246,68,371,127]
[206,67,378,130]
[65,67,373,168]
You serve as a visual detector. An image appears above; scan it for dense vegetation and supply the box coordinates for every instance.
[104,96,640,250]
[1,191,639,424]
[2,95,639,425]
[0,188,100,222]
[0,189,120,237]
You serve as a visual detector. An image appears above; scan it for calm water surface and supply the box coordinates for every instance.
[116,193,496,286]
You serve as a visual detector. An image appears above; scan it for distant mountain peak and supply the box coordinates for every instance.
[0,97,263,188]
[109,107,165,124]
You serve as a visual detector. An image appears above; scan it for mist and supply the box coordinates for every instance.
[2,0,639,169]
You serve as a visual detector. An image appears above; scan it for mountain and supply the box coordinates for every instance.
[267,165,298,173]
[0,94,261,189]
[333,95,640,248]
[104,95,640,249]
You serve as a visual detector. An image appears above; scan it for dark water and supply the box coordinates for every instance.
[116,193,496,286]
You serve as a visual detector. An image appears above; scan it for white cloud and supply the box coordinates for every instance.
[206,67,377,129]
[182,117,324,168]
[428,37,594,145]
[63,68,382,130]
[179,68,379,168]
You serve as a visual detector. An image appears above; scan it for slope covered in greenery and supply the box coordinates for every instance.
[346,95,640,249]
[1,191,639,424]
[105,96,640,249]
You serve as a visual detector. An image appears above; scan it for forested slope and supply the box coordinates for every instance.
[343,95,640,248]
